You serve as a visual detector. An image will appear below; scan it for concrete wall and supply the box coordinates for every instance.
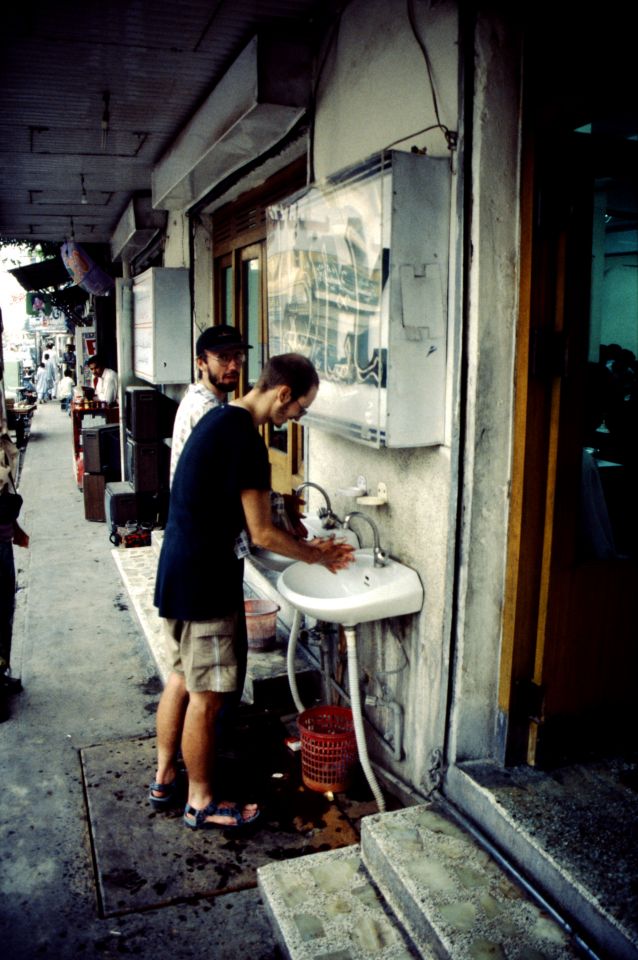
[308,0,462,793]
[446,12,522,766]
[306,0,523,790]
[161,212,206,403]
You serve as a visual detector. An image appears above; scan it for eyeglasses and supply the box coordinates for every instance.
[211,350,246,366]
[293,399,310,418]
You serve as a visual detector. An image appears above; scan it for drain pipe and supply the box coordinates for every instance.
[344,626,386,812]
[286,608,305,713]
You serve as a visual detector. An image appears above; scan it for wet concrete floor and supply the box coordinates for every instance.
[0,401,377,959]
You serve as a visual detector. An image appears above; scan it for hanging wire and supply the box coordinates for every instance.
[311,0,458,171]
[394,0,457,156]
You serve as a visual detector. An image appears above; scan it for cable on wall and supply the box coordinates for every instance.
[384,0,458,158]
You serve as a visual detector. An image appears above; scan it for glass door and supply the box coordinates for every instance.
[214,241,304,493]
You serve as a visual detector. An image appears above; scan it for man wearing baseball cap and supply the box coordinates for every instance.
[169,325,251,485]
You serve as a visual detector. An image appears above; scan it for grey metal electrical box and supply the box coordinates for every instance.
[132,267,191,384]
[267,150,451,447]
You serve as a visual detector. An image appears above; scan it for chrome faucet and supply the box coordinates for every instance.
[344,511,389,566]
[294,481,343,529]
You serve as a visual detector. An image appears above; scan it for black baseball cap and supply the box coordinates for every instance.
[196,325,252,356]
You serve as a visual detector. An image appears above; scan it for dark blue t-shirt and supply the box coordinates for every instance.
[154,405,270,620]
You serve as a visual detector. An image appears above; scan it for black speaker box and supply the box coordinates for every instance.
[125,437,163,493]
[104,481,156,526]
[125,386,159,441]
[125,386,178,441]
[82,424,121,480]
[104,481,138,526]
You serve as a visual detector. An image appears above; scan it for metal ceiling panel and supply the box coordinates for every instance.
[0,0,328,245]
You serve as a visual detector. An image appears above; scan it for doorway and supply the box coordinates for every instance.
[501,40,638,768]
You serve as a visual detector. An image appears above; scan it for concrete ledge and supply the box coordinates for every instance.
[112,545,319,708]
[244,554,298,628]
[361,804,581,959]
[112,546,171,681]
[445,761,638,960]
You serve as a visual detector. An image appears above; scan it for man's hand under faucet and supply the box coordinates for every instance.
[242,488,355,573]
[308,535,356,573]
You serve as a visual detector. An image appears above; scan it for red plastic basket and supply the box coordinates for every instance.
[297,705,358,793]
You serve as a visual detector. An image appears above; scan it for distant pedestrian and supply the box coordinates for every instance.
[62,344,76,381]
[57,368,75,413]
[42,352,57,400]
[35,362,49,403]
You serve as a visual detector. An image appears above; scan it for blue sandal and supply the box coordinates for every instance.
[183,800,260,830]
[217,800,260,827]
[148,777,180,810]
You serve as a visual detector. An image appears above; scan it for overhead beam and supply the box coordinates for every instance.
[152,31,311,213]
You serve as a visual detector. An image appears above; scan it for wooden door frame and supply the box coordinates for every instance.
[499,123,636,765]
[499,118,585,765]
[498,131,548,765]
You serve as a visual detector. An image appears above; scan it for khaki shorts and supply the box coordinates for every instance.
[162,614,242,693]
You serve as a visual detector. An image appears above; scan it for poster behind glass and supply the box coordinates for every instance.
[267,156,389,445]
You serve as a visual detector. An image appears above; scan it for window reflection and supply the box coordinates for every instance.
[244,258,261,385]
[580,173,638,560]
[222,266,232,325]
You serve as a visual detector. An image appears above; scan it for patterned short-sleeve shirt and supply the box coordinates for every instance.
[169,383,253,558]
[169,383,222,486]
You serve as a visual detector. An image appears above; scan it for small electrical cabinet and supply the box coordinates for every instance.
[132,267,191,384]
[267,150,451,447]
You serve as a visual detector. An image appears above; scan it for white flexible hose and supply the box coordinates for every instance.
[345,627,386,811]
[286,607,305,713]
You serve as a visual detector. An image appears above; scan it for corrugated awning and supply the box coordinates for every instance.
[8,256,71,291]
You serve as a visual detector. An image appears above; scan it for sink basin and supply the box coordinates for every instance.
[251,513,359,572]
[277,549,424,626]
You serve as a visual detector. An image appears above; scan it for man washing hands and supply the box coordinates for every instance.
[151,353,354,833]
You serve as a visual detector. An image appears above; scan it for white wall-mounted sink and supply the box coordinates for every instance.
[276,549,424,626]
[251,513,359,572]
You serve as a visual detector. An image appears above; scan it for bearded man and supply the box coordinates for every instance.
[169,325,250,485]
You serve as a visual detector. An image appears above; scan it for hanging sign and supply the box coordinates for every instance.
[60,242,114,296]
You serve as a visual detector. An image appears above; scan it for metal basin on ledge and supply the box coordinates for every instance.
[276,549,424,626]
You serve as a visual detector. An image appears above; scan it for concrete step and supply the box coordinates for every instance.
[258,844,430,960]
[360,803,583,959]
[112,544,319,709]
[258,802,585,960]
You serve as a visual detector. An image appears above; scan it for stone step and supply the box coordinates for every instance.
[360,803,583,959]
[258,801,586,960]
[112,544,319,709]
[258,844,431,960]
